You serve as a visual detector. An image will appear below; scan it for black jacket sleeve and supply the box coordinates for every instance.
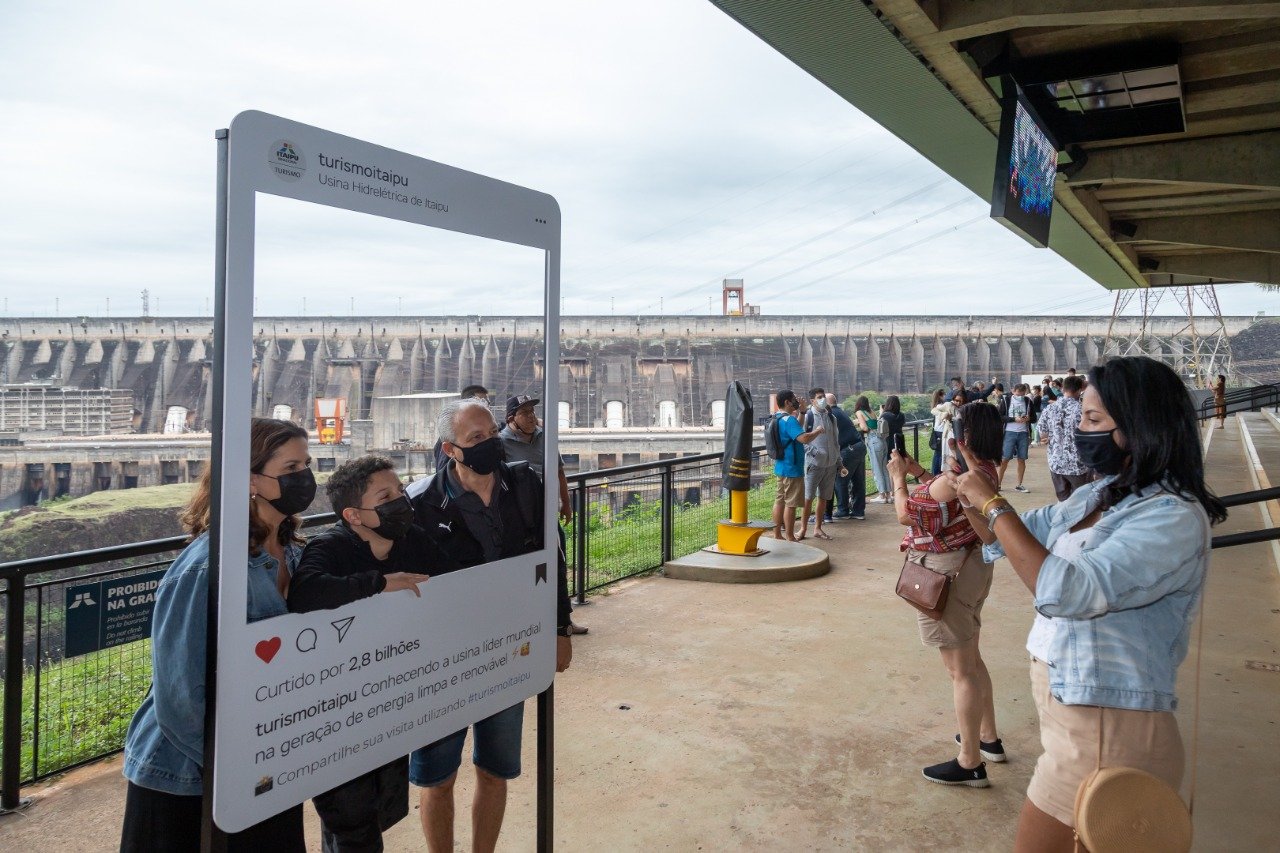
[288,526,388,614]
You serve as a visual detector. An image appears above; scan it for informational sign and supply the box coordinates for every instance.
[64,568,166,657]
[211,111,560,832]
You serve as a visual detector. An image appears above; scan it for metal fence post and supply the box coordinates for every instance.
[536,684,554,852]
[912,423,920,460]
[1,575,29,813]
[574,486,587,605]
[660,464,674,564]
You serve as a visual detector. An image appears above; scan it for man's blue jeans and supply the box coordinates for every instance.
[835,442,867,517]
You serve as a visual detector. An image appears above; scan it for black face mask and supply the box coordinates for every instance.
[261,467,317,516]
[365,496,414,541]
[456,436,505,475]
[1074,428,1127,475]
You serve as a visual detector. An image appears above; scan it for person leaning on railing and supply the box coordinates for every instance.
[887,402,1007,789]
[120,418,315,852]
[947,356,1226,853]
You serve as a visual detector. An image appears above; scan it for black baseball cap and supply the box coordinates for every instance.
[505,394,540,419]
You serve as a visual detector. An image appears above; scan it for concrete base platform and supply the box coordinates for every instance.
[663,537,830,583]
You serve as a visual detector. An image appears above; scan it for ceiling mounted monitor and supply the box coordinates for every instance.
[991,79,1059,248]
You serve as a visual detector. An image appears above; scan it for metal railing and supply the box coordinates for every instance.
[1196,382,1280,420]
[0,421,936,806]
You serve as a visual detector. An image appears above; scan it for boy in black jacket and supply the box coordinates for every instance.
[289,455,459,853]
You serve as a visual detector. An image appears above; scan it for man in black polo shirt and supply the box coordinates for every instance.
[407,398,571,853]
[288,455,453,853]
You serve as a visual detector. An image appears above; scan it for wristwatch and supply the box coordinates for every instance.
[557,625,574,638]
[986,505,1016,530]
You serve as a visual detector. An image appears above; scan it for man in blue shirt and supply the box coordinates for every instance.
[770,389,824,541]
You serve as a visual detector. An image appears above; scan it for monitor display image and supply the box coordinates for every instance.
[991,83,1058,248]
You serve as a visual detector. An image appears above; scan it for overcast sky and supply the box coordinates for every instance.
[3,0,1277,320]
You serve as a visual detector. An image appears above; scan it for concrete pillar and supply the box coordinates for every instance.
[481,335,498,391]
[910,336,925,392]
[933,336,948,390]
[843,334,858,392]
[798,335,814,391]
[457,334,475,391]
[865,335,881,392]
[164,406,190,433]
[557,401,571,429]
[954,337,969,384]
[998,337,1013,382]
[433,335,450,392]
[887,336,902,392]
[1038,335,1055,376]
[820,335,836,392]
[710,399,725,428]
[605,400,625,429]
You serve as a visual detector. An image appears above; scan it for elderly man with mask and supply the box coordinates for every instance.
[407,398,572,853]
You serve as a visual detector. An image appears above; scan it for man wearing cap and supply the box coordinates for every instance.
[500,395,586,636]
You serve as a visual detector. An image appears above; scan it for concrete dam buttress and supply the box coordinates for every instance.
[1,314,1255,435]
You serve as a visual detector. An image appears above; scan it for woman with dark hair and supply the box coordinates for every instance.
[120,418,313,852]
[879,396,906,495]
[853,395,890,505]
[887,402,1006,788]
[950,357,1225,852]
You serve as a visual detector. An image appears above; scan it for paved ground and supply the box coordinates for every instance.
[1,434,1276,851]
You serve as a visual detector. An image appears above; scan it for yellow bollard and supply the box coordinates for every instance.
[715,488,770,555]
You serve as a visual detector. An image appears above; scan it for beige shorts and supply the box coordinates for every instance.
[913,547,991,648]
[1027,659,1184,827]
[774,476,804,509]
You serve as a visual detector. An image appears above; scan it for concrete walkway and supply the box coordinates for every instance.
[2,439,1277,851]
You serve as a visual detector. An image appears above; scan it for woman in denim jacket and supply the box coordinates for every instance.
[949,357,1225,853]
[120,418,315,852]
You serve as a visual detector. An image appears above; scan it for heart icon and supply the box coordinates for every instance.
[255,637,282,663]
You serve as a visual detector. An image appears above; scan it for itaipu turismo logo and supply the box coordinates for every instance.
[269,139,306,182]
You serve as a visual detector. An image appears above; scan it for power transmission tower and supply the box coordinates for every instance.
[1103,285,1234,387]
[141,289,151,319]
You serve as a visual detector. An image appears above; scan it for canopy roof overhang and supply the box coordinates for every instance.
[709,0,1280,289]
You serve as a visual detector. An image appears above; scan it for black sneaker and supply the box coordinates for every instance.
[954,733,1006,762]
[1014,485,1029,493]
[923,758,989,788]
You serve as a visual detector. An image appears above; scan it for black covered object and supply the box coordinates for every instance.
[722,381,754,492]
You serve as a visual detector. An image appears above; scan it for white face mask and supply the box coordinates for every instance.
[815,399,827,411]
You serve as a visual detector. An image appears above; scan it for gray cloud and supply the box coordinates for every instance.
[2,0,1277,321]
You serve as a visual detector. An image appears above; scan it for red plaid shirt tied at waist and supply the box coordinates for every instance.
[898,461,997,554]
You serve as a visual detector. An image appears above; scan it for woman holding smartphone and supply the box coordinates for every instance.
[949,357,1223,851]
[120,418,314,852]
[888,402,1007,787]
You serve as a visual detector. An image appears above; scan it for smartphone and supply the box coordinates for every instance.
[893,433,907,457]
[951,416,969,473]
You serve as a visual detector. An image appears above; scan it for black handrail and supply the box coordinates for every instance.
[1196,382,1280,420]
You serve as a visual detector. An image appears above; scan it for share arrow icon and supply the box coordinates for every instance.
[330,616,356,643]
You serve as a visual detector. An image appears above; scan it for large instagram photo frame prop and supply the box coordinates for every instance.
[209,111,560,838]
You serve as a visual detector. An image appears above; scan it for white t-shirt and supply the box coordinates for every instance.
[1026,526,1092,661]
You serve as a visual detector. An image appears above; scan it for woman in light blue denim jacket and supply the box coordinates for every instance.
[120,418,315,852]
[949,357,1226,853]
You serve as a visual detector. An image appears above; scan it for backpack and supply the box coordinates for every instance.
[764,412,794,461]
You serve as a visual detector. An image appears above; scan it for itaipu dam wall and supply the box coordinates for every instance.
[1,314,1258,434]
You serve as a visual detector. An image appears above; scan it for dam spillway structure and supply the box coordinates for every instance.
[0,314,1257,437]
